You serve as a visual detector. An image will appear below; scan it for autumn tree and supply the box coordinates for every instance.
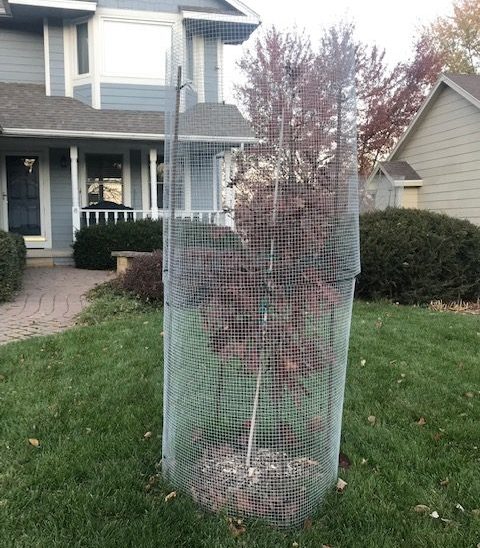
[356,33,443,176]
[236,24,442,179]
[423,0,480,74]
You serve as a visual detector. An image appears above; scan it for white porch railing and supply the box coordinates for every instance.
[78,209,232,229]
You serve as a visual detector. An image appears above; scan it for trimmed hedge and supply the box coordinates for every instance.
[73,219,241,270]
[73,220,163,270]
[0,230,27,302]
[357,208,480,304]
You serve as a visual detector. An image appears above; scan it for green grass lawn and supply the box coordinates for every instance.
[0,302,479,547]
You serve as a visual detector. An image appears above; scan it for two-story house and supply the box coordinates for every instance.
[0,0,259,265]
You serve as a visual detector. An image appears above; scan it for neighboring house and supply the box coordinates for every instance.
[0,0,259,265]
[368,73,480,226]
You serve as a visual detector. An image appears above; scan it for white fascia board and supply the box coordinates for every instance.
[3,127,257,144]
[3,127,164,140]
[178,135,258,144]
[393,179,423,188]
[181,9,259,25]
[441,73,480,110]
[9,0,96,11]
[223,0,260,21]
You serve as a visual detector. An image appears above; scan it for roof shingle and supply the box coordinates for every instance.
[380,161,422,181]
[0,82,255,142]
[444,73,480,103]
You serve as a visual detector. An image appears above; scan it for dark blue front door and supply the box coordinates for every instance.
[6,155,41,236]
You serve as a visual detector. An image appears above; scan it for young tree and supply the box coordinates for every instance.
[236,24,442,179]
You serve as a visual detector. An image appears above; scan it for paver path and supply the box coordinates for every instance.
[0,267,113,345]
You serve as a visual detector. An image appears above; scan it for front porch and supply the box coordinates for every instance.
[1,138,231,266]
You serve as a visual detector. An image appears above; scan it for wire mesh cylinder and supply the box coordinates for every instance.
[162,18,360,527]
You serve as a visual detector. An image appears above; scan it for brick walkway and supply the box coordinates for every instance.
[0,267,113,345]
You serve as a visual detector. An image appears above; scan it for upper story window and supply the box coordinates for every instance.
[102,20,171,81]
[76,22,89,75]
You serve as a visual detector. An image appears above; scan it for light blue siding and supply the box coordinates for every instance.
[49,148,73,249]
[130,150,143,209]
[0,26,45,84]
[204,37,218,102]
[185,87,198,110]
[97,0,236,13]
[101,84,172,111]
[48,23,65,96]
[73,84,92,106]
[191,155,214,210]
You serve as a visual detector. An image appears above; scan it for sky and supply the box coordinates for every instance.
[224,0,455,100]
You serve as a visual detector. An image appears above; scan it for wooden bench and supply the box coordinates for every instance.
[111,251,153,274]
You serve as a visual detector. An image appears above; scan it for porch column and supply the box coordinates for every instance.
[70,145,81,238]
[149,148,159,220]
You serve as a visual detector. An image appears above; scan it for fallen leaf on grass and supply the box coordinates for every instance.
[143,431,152,439]
[338,452,351,469]
[336,478,347,492]
[227,517,246,538]
[472,509,480,517]
[292,543,299,548]
[360,458,368,465]
[440,478,449,487]
[416,417,427,426]
[464,392,475,398]
[367,415,376,425]
[455,503,465,512]
[433,432,443,442]
[28,438,40,447]
[414,504,431,513]
[303,517,313,530]
[164,491,176,502]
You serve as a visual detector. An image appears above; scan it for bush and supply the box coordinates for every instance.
[357,208,480,304]
[73,219,242,270]
[119,251,163,303]
[73,220,163,270]
[0,230,26,302]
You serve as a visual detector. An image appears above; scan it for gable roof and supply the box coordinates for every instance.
[0,82,256,142]
[387,73,480,162]
[368,160,423,188]
[378,161,422,181]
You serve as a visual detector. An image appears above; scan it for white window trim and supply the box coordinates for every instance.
[0,149,52,249]
[193,34,205,103]
[9,0,96,11]
[99,15,175,83]
[217,39,224,103]
[79,146,132,208]
[74,18,91,78]
[43,18,51,96]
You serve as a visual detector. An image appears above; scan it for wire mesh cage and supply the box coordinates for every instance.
[162,15,360,528]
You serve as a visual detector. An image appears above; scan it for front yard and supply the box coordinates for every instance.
[0,302,479,547]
